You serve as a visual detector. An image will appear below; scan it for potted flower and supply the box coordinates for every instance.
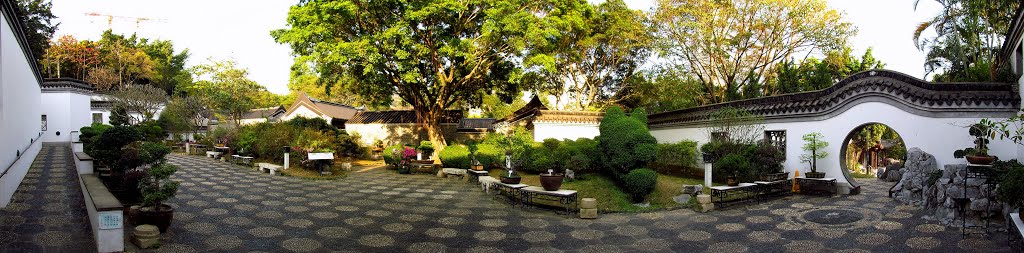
[397,147,416,174]
[540,169,564,191]
[954,123,995,165]
[800,132,829,178]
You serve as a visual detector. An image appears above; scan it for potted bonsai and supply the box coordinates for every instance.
[418,141,435,160]
[500,151,522,184]
[467,141,484,171]
[540,169,564,191]
[801,132,829,178]
[715,154,748,186]
[131,141,178,233]
[954,123,995,165]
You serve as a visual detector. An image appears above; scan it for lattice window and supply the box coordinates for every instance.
[92,113,103,124]
[41,115,47,131]
[765,130,786,157]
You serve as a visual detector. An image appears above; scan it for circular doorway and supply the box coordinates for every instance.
[839,123,907,185]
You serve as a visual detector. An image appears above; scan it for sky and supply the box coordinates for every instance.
[50,0,943,95]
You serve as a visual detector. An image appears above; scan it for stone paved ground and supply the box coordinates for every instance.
[152,154,1015,252]
[0,143,95,253]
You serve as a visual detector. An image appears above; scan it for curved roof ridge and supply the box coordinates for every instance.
[648,70,1019,127]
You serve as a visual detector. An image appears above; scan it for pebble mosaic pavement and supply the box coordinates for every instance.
[0,144,95,252]
[2,150,1019,252]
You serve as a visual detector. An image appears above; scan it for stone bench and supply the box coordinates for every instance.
[257,163,284,175]
[231,155,254,166]
[478,176,499,192]
[206,151,223,159]
[519,186,579,215]
[440,168,466,179]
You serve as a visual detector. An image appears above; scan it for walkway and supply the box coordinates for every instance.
[0,143,95,252]
[151,154,1013,252]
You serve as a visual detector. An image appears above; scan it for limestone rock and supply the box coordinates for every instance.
[673,194,692,204]
[892,148,938,204]
[696,194,711,204]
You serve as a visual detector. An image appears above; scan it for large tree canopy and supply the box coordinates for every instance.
[13,0,57,66]
[184,60,276,126]
[913,0,1019,82]
[524,0,652,110]
[41,31,191,94]
[654,0,855,104]
[272,0,585,149]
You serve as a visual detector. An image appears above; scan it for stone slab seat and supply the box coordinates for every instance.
[256,163,284,175]
[79,173,124,252]
[75,152,92,161]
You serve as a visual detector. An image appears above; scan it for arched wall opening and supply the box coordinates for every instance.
[839,122,907,186]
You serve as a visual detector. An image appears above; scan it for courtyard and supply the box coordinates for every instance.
[130,154,1012,252]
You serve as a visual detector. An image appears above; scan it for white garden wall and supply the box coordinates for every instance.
[651,101,1021,192]
[533,123,600,142]
[0,10,43,207]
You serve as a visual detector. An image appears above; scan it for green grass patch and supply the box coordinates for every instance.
[851,172,876,179]
[487,170,705,212]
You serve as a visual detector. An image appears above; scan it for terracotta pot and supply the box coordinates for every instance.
[540,174,564,191]
[501,176,521,184]
[966,155,995,165]
[726,176,739,186]
[805,172,826,179]
[137,204,175,233]
[471,165,485,171]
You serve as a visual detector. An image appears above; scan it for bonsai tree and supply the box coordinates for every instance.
[954,122,993,158]
[800,132,829,174]
[467,140,480,165]
[140,163,179,212]
[418,141,435,159]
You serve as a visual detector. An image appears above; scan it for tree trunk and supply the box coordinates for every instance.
[417,108,448,162]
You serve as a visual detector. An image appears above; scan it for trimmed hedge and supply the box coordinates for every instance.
[438,144,504,170]
[439,145,470,170]
[597,106,657,175]
[622,168,658,203]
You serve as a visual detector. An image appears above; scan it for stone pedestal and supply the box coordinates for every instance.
[132,225,160,249]
[696,194,713,212]
[580,198,598,219]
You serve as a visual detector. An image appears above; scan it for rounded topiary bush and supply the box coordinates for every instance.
[439,144,470,170]
[597,106,657,175]
[622,168,658,203]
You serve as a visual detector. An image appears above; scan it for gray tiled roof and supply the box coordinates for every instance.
[648,70,1020,128]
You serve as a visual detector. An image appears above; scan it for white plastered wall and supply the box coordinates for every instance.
[533,123,600,142]
[0,10,43,207]
[651,102,1020,192]
[40,92,91,142]
[282,105,330,122]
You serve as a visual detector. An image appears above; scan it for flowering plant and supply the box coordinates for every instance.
[400,147,417,166]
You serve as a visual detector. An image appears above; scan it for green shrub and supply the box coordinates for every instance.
[542,138,560,151]
[622,168,658,203]
[383,144,407,166]
[475,144,504,168]
[439,145,470,169]
[523,146,557,173]
[80,123,113,154]
[555,138,600,173]
[748,142,784,176]
[715,153,751,181]
[656,140,699,168]
[997,160,1024,208]
[91,126,143,169]
[597,106,657,175]
[285,116,338,134]
[137,120,168,142]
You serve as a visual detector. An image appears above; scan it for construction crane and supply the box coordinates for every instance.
[84,12,165,29]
